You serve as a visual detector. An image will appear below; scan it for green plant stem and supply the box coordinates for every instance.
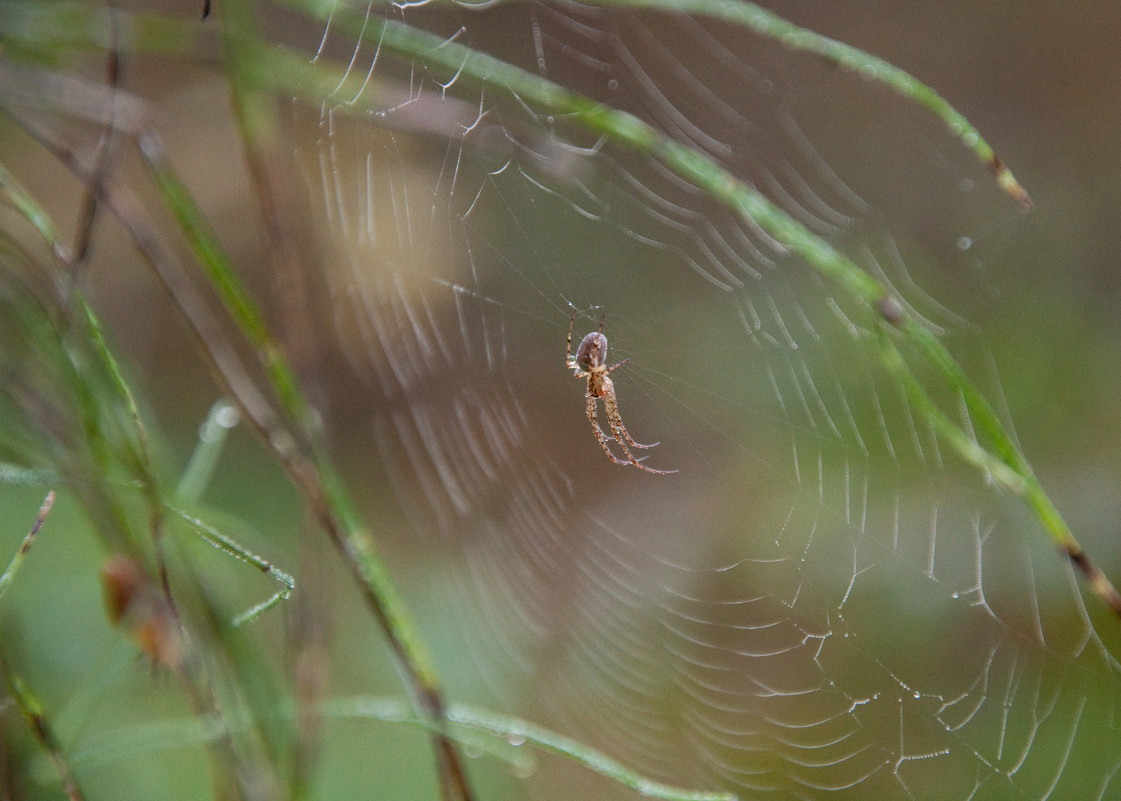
[0,162,69,261]
[0,490,55,603]
[67,696,739,801]
[114,4,473,793]
[443,703,738,801]
[143,88,457,710]
[176,400,239,505]
[0,658,85,801]
[167,504,295,626]
[892,319,1121,614]
[598,0,1031,208]
[332,697,738,801]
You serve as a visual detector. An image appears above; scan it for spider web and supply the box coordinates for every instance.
[293,3,1121,799]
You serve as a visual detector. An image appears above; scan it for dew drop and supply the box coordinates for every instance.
[215,403,240,428]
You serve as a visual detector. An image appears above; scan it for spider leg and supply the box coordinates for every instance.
[587,393,632,466]
[611,424,676,475]
[601,383,677,475]
[599,361,659,448]
[614,423,660,451]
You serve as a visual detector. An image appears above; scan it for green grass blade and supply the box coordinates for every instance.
[166,504,295,626]
[0,490,55,603]
[598,0,1031,208]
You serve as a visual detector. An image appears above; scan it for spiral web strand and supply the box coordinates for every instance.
[299,4,1121,799]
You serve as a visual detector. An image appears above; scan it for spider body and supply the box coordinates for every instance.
[566,314,676,475]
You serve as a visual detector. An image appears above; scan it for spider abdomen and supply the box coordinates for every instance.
[576,331,608,371]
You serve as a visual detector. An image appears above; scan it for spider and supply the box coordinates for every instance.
[566,313,676,475]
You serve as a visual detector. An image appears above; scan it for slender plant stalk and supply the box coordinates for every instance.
[0,163,294,631]
[5,94,468,798]
[0,162,69,259]
[224,0,475,787]
[140,78,474,800]
[167,504,295,626]
[600,0,1031,208]
[64,695,740,801]
[328,697,739,801]
[176,400,239,504]
[0,661,85,801]
[0,491,54,603]
[5,4,476,792]
[444,703,737,801]
[0,494,81,800]
[891,318,1121,614]
[1,103,292,801]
